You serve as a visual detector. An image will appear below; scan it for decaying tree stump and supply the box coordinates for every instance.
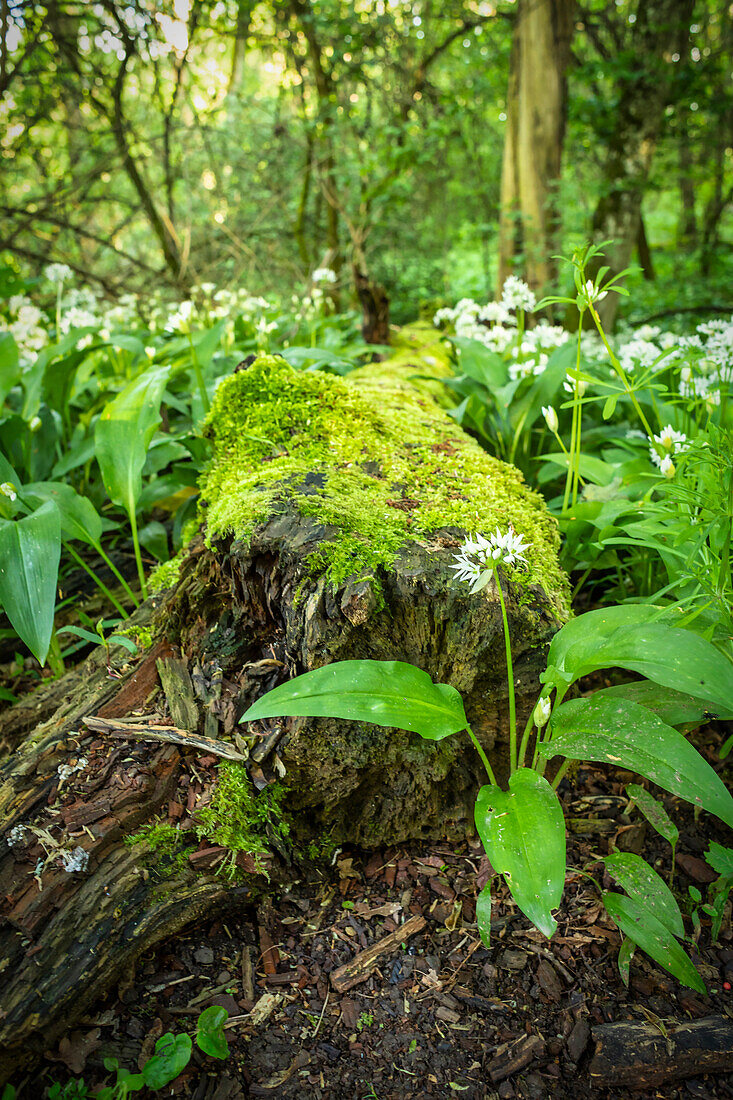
[0,329,569,1080]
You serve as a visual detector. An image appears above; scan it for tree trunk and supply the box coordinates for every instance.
[497,0,575,297]
[353,263,390,345]
[0,339,568,1082]
[588,0,694,329]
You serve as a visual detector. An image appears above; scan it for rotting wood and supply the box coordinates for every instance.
[329,913,426,992]
[83,715,249,762]
[0,340,568,1082]
[589,1015,733,1087]
[157,656,199,732]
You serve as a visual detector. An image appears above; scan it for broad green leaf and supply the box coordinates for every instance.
[542,605,661,689]
[0,501,61,664]
[138,519,169,561]
[625,784,679,851]
[536,451,617,486]
[0,331,20,407]
[108,634,139,654]
[475,882,493,948]
[617,936,635,987]
[596,681,733,727]
[22,481,103,546]
[94,365,170,517]
[141,1032,192,1088]
[474,769,565,939]
[603,853,684,938]
[542,607,733,715]
[602,892,704,992]
[196,1005,229,1059]
[706,842,733,878]
[451,337,507,391]
[542,695,733,828]
[241,660,468,740]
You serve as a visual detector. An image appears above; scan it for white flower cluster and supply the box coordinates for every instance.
[44,262,73,285]
[618,338,666,374]
[1,481,17,501]
[5,294,48,358]
[451,528,531,592]
[312,267,337,284]
[649,425,689,477]
[60,846,90,873]
[58,287,101,335]
[501,275,536,313]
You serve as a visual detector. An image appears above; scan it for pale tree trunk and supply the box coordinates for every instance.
[589,0,694,329]
[498,0,575,299]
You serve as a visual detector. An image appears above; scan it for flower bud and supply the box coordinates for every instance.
[533,696,552,728]
[542,405,559,433]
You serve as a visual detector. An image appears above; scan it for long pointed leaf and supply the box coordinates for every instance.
[241,659,468,740]
[474,769,565,939]
[603,853,684,938]
[0,501,61,664]
[541,696,733,828]
[602,892,704,992]
[94,365,170,516]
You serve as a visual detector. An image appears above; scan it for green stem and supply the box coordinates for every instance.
[64,542,129,619]
[188,333,210,417]
[495,571,516,775]
[95,544,140,608]
[516,708,536,771]
[465,722,496,785]
[46,628,65,677]
[128,507,148,600]
[551,758,572,791]
[591,307,654,439]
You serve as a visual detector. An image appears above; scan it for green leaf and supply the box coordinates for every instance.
[602,892,705,992]
[451,337,507,391]
[0,501,61,664]
[22,481,103,547]
[138,519,169,562]
[617,936,635,987]
[474,769,565,939]
[196,1005,229,1059]
[595,681,733,727]
[602,395,618,420]
[57,625,103,647]
[541,695,733,828]
[542,607,733,715]
[705,842,733,878]
[141,1032,192,1089]
[603,853,684,938]
[0,331,20,408]
[241,660,468,740]
[94,365,170,517]
[543,606,662,689]
[475,882,492,948]
[625,784,679,851]
[108,634,139,654]
[536,451,617,486]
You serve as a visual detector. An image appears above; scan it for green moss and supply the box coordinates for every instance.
[114,623,154,650]
[200,332,569,616]
[125,820,193,876]
[148,551,184,595]
[195,762,290,880]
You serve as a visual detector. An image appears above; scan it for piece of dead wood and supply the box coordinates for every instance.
[157,657,199,732]
[329,913,426,992]
[489,1034,545,1083]
[589,1015,733,1087]
[82,715,248,762]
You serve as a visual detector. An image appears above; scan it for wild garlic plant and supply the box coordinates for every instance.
[241,527,733,993]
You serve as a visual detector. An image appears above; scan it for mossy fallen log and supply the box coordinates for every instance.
[0,327,569,1081]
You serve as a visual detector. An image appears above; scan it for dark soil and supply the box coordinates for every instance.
[7,723,733,1100]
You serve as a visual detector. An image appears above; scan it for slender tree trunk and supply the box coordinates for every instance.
[227,0,255,97]
[636,214,655,281]
[498,0,575,298]
[678,118,698,247]
[588,0,694,328]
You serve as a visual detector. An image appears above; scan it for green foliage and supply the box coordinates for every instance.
[196,1006,229,1060]
[0,500,61,665]
[194,763,290,880]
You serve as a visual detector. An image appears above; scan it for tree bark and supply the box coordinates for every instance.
[0,344,568,1081]
[497,0,575,297]
[588,0,694,328]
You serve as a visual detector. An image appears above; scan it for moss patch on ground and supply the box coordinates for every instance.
[199,330,569,615]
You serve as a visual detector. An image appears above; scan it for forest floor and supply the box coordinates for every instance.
[11,718,733,1100]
